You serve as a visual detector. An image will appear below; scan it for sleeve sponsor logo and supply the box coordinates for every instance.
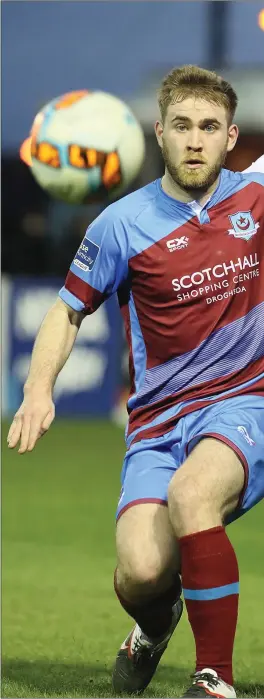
[74,237,100,272]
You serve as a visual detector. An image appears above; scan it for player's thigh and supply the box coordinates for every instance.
[116,443,180,587]
[168,437,245,524]
[116,502,180,592]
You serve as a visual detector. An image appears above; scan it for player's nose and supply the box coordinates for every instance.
[186,128,203,150]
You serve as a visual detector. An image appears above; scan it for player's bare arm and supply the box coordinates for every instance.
[7,297,83,454]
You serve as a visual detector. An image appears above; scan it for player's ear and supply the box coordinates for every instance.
[155,120,163,148]
[227,123,239,153]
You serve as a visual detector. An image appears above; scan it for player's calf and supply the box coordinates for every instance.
[167,438,243,689]
[115,566,182,639]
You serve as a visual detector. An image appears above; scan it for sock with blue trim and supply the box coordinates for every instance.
[179,526,239,685]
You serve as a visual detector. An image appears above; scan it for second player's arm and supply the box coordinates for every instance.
[7,297,83,454]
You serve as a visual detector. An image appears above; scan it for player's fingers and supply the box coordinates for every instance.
[27,414,48,452]
[41,407,55,433]
[7,415,23,448]
[18,415,32,454]
[27,406,55,451]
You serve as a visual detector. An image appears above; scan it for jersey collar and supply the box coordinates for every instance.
[156,169,224,214]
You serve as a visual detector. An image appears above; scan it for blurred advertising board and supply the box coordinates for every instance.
[2,276,123,417]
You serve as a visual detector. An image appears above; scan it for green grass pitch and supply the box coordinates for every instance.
[2,419,264,698]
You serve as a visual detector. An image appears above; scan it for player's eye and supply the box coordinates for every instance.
[175,124,188,132]
[204,124,216,133]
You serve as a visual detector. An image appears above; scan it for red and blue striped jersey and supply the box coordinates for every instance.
[60,162,264,446]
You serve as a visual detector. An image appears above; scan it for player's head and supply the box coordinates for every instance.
[155,65,239,194]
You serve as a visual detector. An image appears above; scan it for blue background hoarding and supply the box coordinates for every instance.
[5,277,123,416]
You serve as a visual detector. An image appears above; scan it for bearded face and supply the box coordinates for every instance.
[156,97,238,197]
[161,136,228,192]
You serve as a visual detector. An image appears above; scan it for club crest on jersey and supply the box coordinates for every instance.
[228,211,259,241]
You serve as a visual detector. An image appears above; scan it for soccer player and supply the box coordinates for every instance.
[8,66,264,698]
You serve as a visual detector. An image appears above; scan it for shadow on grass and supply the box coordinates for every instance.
[2,658,109,697]
[2,660,264,697]
[1,659,189,698]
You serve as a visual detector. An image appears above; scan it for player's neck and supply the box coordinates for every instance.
[161,170,220,207]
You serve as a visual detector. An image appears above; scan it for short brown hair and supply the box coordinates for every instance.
[158,65,238,125]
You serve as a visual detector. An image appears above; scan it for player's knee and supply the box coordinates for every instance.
[116,554,168,599]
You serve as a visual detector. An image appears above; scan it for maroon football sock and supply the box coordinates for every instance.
[114,568,182,638]
[179,526,239,685]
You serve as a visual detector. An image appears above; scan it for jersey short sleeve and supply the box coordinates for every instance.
[243,154,264,183]
[59,210,129,314]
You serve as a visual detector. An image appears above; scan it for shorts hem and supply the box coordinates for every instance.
[187,431,249,509]
[116,498,168,523]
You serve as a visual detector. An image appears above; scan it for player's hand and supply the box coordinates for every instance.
[7,392,55,454]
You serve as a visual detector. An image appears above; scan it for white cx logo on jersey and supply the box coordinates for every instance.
[167,236,189,252]
[237,425,255,446]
